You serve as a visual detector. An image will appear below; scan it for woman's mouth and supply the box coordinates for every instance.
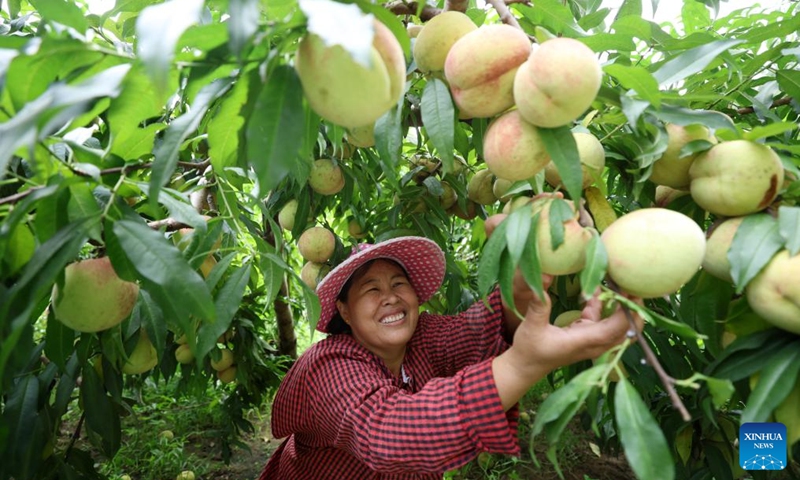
[380,312,405,325]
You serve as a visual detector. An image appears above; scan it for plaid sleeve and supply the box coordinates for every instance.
[418,287,509,377]
[315,353,519,473]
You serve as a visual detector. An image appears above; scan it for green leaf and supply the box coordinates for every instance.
[498,250,519,319]
[579,232,607,298]
[375,100,404,168]
[603,63,660,108]
[742,121,797,141]
[227,0,260,57]
[209,71,250,171]
[777,69,800,102]
[137,290,166,363]
[741,341,800,424]
[66,183,102,241]
[420,78,455,174]
[107,65,165,158]
[149,78,231,206]
[135,0,204,94]
[728,214,784,293]
[651,105,737,134]
[547,199,574,251]
[113,219,216,322]
[707,329,793,382]
[653,39,743,87]
[246,65,306,193]
[693,374,735,410]
[197,262,251,362]
[778,206,800,255]
[504,206,532,267]
[515,0,586,37]
[519,215,544,301]
[80,364,121,457]
[477,219,508,298]
[30,0,88,32]
[531,365,603,442]
[615,378,675,480]
[2,374,39,467]
[45,308,74,371]
[539,126,582,202]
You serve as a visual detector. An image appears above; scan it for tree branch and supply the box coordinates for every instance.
[621,304,692,422]
[484,0,522,30]
[0,160,211,206]
[444,0,468,12]
[384,1,441,21]
[735,96,793,115]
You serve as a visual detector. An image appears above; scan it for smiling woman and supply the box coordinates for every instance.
[257,232,642,479]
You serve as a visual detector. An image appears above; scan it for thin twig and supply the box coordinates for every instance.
[444,0,468,12]
[735,96,793,115]
[384,1,441,21]
[0,160,211,206]
[621,305,692,422]
[64,411,86,461]
[484,0,522,30]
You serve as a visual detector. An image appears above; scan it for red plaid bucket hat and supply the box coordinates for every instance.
[315,237,446,333]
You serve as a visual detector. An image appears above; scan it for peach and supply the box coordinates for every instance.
[467,169,497,205]
[444,24,531,119]
[529,196,595,275]
[298,227,336,263]
[51,257,139,333]
[308,158,345,195]
[649,123,716,188]
[413,11,477,73]
[745,250,800,334]
[601,208,706,298]
[295,19,406,128]
[689,140,784,216]
[513,37,601,128]
[702,216,744,283]
[483,110,550,182]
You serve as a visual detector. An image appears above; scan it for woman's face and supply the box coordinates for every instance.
[336,259,420,360]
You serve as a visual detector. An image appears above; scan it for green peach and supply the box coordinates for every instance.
[295,20,406,128]
[413,11,477,73]
[745,250,800,334]
[649,123,716,189]
[544,132,605,189]
[601,208,706,298]
[689,140,784,216]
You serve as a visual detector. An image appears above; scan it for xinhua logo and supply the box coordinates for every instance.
[739,422,787,470]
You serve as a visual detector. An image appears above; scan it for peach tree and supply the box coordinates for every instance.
[1,0,799,478]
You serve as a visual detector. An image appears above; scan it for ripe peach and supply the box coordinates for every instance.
[295,19,406,128]
[413,11,477,73]
[689,140,784,216]
[483,110,550,182]
[51,257,139,333]
[444,24,531,119]
[300,261,331,290]
[514,37,601,128]
[346,123,375,148]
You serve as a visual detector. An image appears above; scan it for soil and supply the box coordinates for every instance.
[202,410,637,480]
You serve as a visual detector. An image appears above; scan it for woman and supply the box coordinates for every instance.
[259,223,640,479]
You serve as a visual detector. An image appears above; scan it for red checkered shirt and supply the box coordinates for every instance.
[259,289,520,479]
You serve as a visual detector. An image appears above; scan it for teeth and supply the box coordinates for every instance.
[380,313,404,324]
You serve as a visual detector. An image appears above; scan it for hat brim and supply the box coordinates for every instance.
[315,237,446,333]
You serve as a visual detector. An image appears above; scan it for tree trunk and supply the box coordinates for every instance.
[274,278,297,358]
